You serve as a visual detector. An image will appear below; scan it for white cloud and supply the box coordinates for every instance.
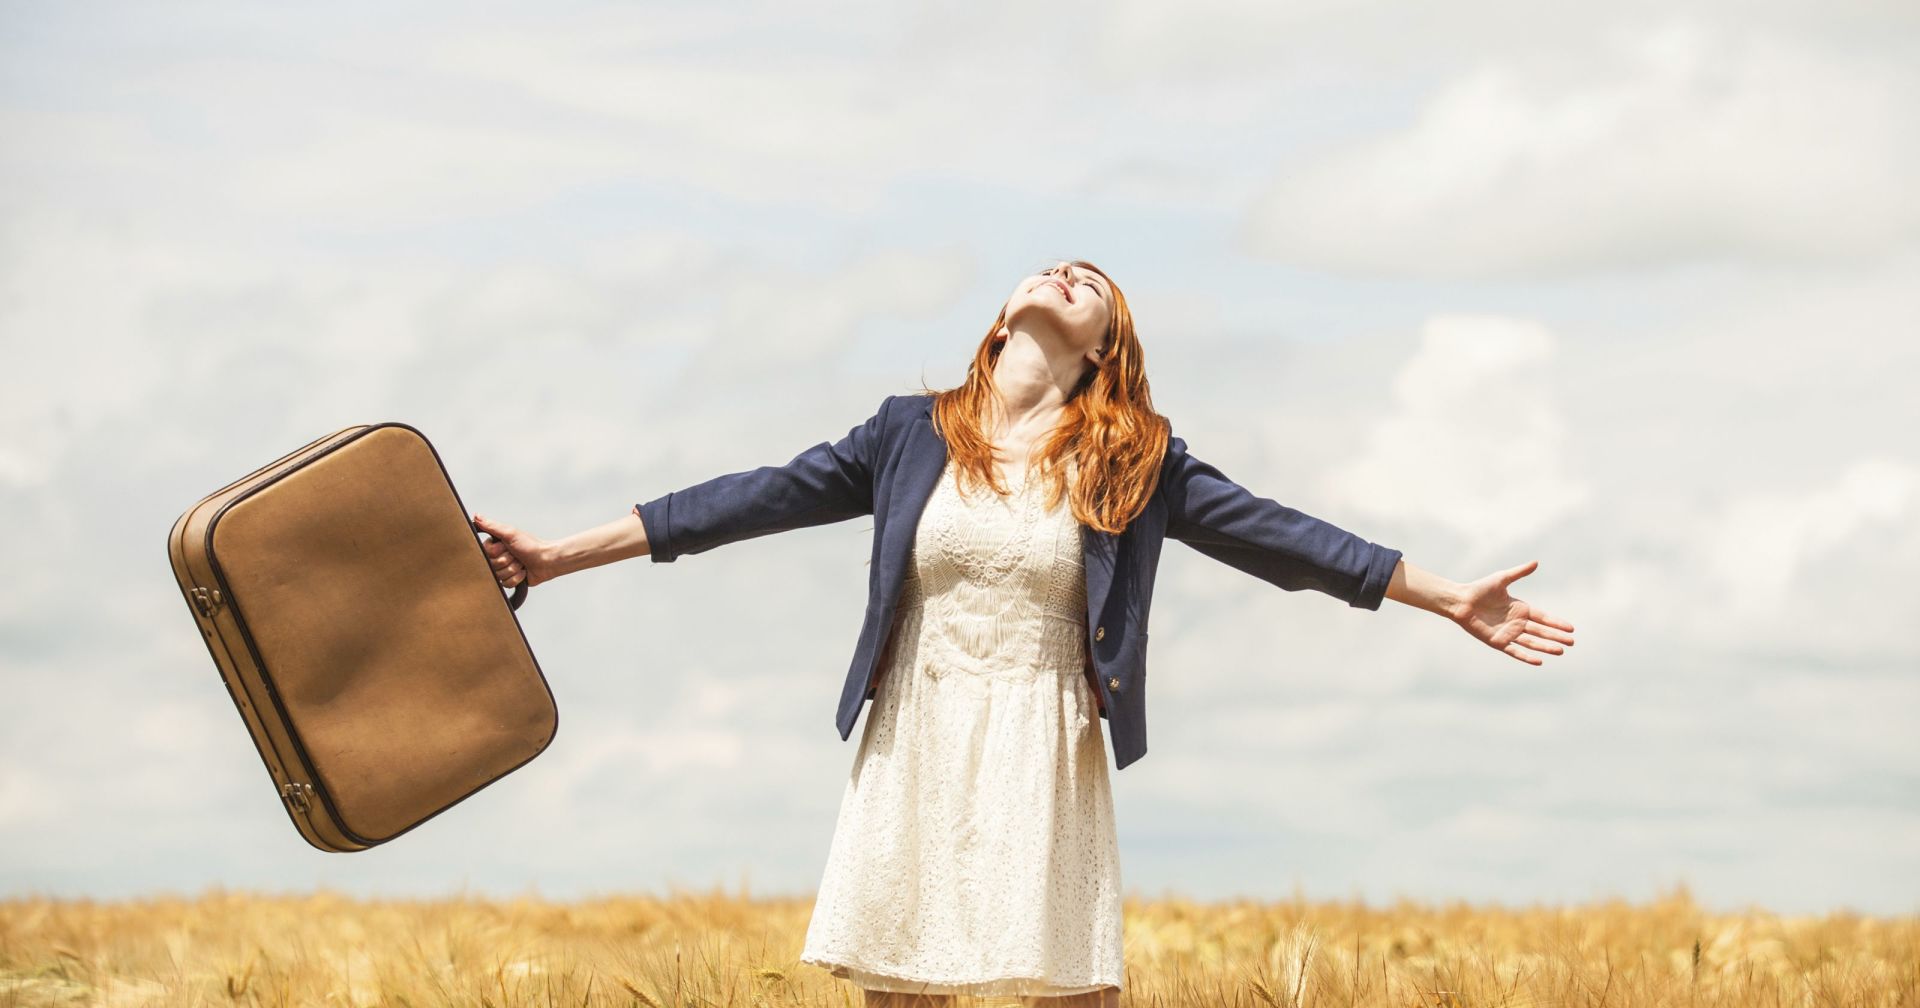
[1705,457,1918,617]
[1321,314,1589,567]
[1241,16,1920,276]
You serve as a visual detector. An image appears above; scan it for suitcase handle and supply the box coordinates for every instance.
[473,523,529,612]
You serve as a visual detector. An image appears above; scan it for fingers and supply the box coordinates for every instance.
[471,514,530,588]
[1501,559,1539,585]
[474,515,506,554]
[1497,629,1569,664]
[494,561,525,587]
[1515,632,1565,655]
[1531,609,1574,633]
[472,513,519,542]
[1525,620,1576,646]
[1502,641,1544,665]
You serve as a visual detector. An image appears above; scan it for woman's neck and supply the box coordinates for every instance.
[987,337,1080,437]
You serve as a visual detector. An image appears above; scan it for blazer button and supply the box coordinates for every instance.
[1094,625,1106,641]
[1107,676,1121,691]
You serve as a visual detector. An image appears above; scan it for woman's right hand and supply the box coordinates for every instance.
[471,514,562,589]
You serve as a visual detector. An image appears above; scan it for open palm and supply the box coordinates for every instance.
[1454,560,1576,665]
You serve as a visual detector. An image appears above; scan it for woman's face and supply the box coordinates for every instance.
[1000,262,1113,369]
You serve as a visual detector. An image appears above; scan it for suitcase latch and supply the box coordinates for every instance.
[281,782,314,814]
[190,586,224,617]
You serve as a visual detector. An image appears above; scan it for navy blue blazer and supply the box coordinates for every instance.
[634,391,1402,771]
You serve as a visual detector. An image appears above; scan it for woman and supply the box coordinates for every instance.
[471,259,1576,1007]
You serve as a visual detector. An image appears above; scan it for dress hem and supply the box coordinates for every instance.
[798,954,1121,997]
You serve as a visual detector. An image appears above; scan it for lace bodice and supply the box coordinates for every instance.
[894,457,1088,683]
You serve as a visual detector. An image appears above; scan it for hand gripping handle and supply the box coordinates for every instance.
[473,520,529,612]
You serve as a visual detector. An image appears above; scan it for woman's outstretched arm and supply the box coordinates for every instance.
[1161,436,1577,663]
[472,393,893,589]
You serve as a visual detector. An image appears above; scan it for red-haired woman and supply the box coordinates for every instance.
[473,260,1575,1007]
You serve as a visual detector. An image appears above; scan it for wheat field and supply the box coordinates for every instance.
[1,885,1913,1007]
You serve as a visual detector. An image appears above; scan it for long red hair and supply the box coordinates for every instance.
[917,259,1169,535]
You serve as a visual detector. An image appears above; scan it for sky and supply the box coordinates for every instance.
[2,1,1916,918]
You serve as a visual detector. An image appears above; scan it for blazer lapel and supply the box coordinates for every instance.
[877,415,948,608]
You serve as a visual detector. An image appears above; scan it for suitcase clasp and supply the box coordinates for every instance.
[190,586,224,617]
[281,782,314,814]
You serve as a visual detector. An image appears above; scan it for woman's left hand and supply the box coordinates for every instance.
[1452,560,1576,665]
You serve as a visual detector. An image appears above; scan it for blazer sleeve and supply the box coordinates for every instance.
[1162,435,1402,609]
[633,394,894,563]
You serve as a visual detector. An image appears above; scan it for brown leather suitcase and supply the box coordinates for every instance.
[167,422,555,852]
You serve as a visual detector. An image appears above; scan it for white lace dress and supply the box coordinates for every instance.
[798,457,1126,998]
